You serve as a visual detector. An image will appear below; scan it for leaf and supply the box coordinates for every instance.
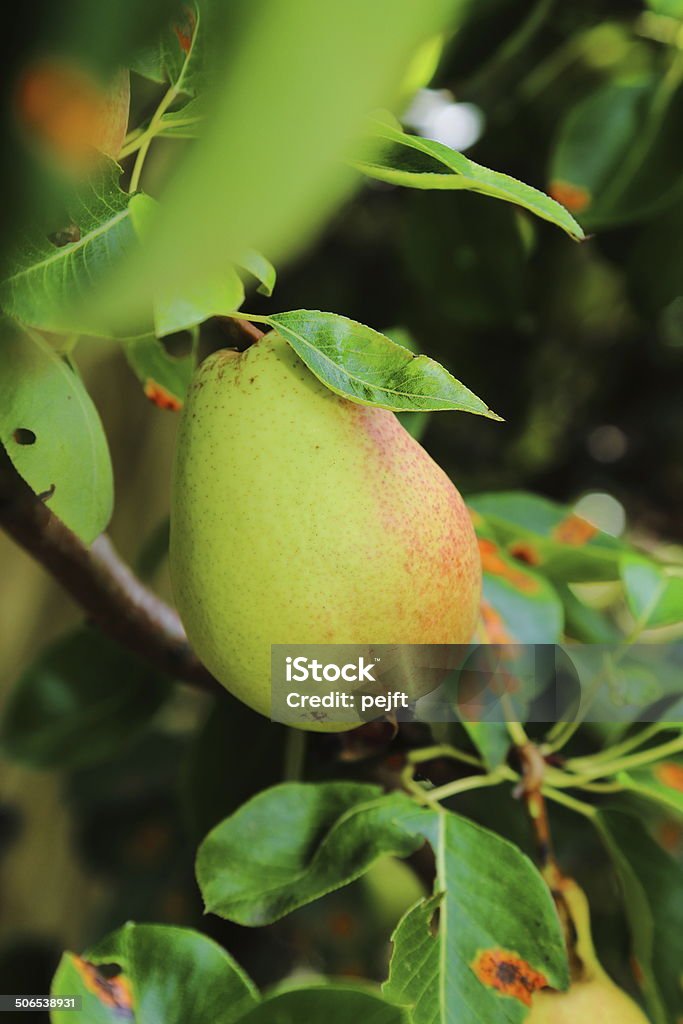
[549,76,683,229]
[124,332,198,409]
[354,116,584,240]
[0,328,113,542]
[596,809,683,1023]
[469,491,628,582]
[618,758,683,818]
[265,310,500,416]
[157,95,207,138]
[239,250,277,297]
[131,2,206,101]
[196,783,424,926]
[51,923,258,1024]
[238,986,409,1024]
[0,627,169,770]
[477,536,564,644]
[128,194,245,336]
[0,158,144,337]
[621,553,683,629]
[384,810,568,1024]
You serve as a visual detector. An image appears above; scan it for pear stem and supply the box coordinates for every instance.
[0,443,221,694]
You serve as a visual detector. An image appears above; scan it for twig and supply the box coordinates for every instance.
[0,444,220,694]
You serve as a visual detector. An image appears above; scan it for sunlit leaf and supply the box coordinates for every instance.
[621,553,683,629]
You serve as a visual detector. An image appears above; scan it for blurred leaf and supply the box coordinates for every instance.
[477,536,564,643]
[93,0,468,331]
[384,811,568,1024]
[460,722,511,770]
[0,627,169,769]
[265,310,500,415]
[239,250,277,297]
[628,199,683,316]
[555,582,621,643]
[0,328,113,542]
[597,809,683,1023]
[196,783,423,925]
[181,696,287,842]
[618,758,683,818]
[157,95,207,137]
[52,924,258,1024]
[124,331,198,409]
[469,492,628,582]
[131,1,207,101]
[355,116,584,240]
[129,194,245,336]
[238,987,409,1024]
[645,0,683,20]
[400,191,528,329]
[550,75,683,229]
[621,553,683,629]
[0,159,145,337]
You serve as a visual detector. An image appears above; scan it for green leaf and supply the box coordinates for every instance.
[549,76,683,229]
[621,553,683,629]
[51,923,258,1024]
[158,95,207,138]
[385,326,431,439]
[238,986,409,1024]
[124,331,198,408]
[354,117,584,240]
[459,723,511,771]
[239,250,277,297]
[0,328,113,542]
[469,492,628,582]
[131,2,206,100]
[596,809,683,1023]
[264,310,500,416]
[618,757,683,818]
[129,194,245,336]
[196,783,424,925]
[0,159,143,337]
[384,810,569,1024]
[0,627,169,769]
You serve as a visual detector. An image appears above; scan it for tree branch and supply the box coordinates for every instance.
[0,443,220,694]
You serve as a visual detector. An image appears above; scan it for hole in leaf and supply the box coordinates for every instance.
[13,428,36,445]
[161,331,193,359]
[48,224,81,247]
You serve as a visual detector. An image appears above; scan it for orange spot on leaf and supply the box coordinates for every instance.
[656,762,683,793]
[72,956,133,1016]
[479,538,539,593]
[471,949,548,1007]
[552,514,597,546]
[144,379,183,411]
[549,180,591,213]
[480,600,515,646]
[174,6,197,53]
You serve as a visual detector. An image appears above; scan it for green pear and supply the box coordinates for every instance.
[170,332,481,729]
[527,879,650,1023]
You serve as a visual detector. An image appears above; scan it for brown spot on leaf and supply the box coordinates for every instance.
[656,762,683,792]
[13,427,36,445]
[471,949,548,1006]
[549,180,591,213]
[48,225,81,247]
[478,538,539,593]
[552,514,597,546]
[72,956,134,1017]
[143,379,183,411]
[174,6,197,53]
[37,483,56,502]
[508,541,542,566]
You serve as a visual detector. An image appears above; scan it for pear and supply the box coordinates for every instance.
[527,878,650,1023]
[170,332,481,728]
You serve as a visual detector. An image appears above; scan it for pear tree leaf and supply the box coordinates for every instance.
[196,783,424,926]
[617,757,683,818]
[129,194,245,335]
[469,492,629,582]
[238,987,409,1024]
[0,158,145,337]
[354,117,584,241]
[51,923,258,1024]
[383,809,568,1024]
[131,2,207,101]
[596,809,682,1023]
[0,627,170,770]
[264,310,501,417]
[239,250,276,297]
[621,553,683,629]
[123,331,198,409]
[158,95,207,138]
[0,328,113,542]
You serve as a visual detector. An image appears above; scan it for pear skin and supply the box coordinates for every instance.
[527,879,650,1023]
[170,332,481,728]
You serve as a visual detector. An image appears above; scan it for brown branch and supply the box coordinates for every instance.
[0,443,221,694]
